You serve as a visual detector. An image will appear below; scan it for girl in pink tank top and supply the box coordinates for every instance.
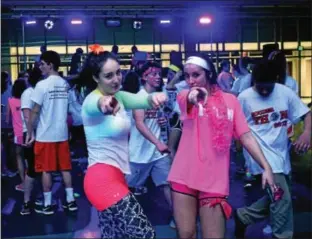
[6,79,27,191]
[168,55,275,239]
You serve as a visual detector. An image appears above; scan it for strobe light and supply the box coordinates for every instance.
[44,20,54,30]
[133,20,142,30]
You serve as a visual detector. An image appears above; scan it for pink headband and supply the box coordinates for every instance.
[143,67,161,78]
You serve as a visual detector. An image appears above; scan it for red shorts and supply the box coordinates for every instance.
[34,141,72,172]
[171,182,232,219]
[84,163,129,211]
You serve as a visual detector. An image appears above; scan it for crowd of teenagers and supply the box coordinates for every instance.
[1,44,311,239]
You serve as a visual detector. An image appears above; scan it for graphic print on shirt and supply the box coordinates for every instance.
[144,108,169,144]
[48,84,69,100]
[251,107,288,128]
[144,109,158,119]
[200,106,234,122]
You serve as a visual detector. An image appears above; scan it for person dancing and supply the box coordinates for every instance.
[81,45,167,239]
[167,54,276,238]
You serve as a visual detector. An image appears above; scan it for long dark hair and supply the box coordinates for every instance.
[12,79,27,99]
[75,51,119,95]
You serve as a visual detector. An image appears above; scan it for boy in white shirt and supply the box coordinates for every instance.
[126,62,173,222]
[235,60,311,239]
[26,51,77,215]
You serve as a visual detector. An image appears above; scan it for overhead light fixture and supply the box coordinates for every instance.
[160,19,171,24]
[25,20,36,25]
[199,16,212,24]
[71,19,83,25]
[105,18,121,27]
[133,20,142,30]
[44,19,54,30]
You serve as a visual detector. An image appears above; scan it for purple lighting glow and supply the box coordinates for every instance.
[199,17,212,24]
[71,20,83,25]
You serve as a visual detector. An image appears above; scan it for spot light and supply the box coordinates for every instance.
[160,19,171,24]
[199,16,212,25]
[71,19,83,25]
[25,20,36,25]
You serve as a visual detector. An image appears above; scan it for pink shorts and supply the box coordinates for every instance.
[171,182,225,199]
[84,163,129,211]
[171,182,232,219]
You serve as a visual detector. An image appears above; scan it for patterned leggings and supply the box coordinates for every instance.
[98,193,155,239]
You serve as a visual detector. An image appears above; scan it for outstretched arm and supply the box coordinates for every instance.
[116,91,167,110]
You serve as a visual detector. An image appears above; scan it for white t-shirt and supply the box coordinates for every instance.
[285,75,298,94]
[31,75,69,142]
[232,73,252,95]
[175,81,189,93]
[68,87,83,126]
[129,88,167,164]
[238,83,310,175]
[21,87,35,133]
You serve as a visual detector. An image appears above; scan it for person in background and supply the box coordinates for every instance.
[268,51,298,94]
[231,64,243,81]
[69,48,84,76]
[235,59,311,239]
[20,67,43,215]
[6,79,28,191]
[35,45,47,66]
[111,45,119,57]
[217,59,235,93]
[1,71,16,177]
[25,51,77,215]
[126,62,174,227]
[68,71,88,158]
[167,64,181,85]
[261,49,300,236]
[122,71,140,94]
[232,57,253,96]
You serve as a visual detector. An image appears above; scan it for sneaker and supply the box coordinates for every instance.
[7,170,18,178]
[263,224,272,234]
[63,201,78,212]
[234,209,247,239]
[15,183,24,192]
[20,202,31,215]
[35,198,43,206]
[35,205,54,215]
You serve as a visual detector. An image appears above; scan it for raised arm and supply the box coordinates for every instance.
[116,91,167,110]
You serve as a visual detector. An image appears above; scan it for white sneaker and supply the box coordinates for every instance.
[263,224,272,234]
